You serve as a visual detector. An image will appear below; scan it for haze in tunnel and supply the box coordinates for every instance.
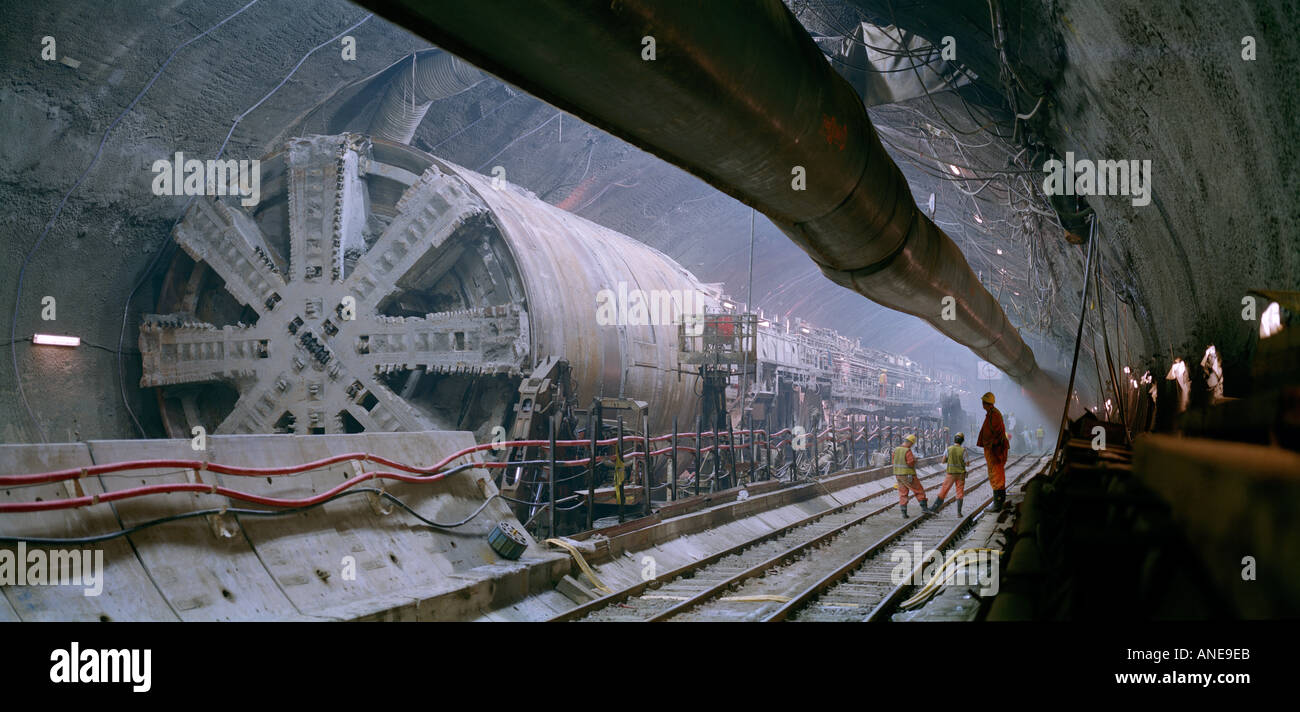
[2,0,1296,444]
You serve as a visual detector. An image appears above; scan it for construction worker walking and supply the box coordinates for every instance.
[893,434,930,518]
[1035,426,1045,453]
[932,433,967,516]
[977,392,1011,512]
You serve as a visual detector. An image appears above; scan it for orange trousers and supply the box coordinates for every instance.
[896,475,928,505]
[988,458,1006,491]
[937,474,965,500]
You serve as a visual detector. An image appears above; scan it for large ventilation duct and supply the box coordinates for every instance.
[355,0,1061,402]
[369,49,486,144]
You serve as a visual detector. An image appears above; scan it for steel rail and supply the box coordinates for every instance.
[763,455,1043,622]
[549,457,981,621]
[862,458,1047,621]
[584,458,1004,621]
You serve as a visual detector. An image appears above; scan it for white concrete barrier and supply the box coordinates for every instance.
[1,431,568,621]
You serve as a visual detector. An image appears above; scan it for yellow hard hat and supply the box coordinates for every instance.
[981,392,996,404]
[955,432,965,440]
[904,434,917,444]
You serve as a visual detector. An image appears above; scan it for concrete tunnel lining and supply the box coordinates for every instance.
[2,0,1297,640]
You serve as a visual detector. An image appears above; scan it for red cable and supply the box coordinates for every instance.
[0,468,448,513]
[0,421,812,512]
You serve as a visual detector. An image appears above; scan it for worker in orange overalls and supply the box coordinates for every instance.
[977,392,1011,511]
[932,432,967,516]
[892,434,930,518]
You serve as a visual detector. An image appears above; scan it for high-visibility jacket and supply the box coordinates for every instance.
[977,406,1009,464]
[944,445,966,475]
[892,446,915,476]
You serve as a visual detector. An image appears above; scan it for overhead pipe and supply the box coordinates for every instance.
[369,49,486,144]
[356,0,1059,398]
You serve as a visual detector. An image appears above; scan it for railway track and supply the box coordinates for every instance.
[779,454,1047,622]
[551,457,979,621]
[557,454,1028,622]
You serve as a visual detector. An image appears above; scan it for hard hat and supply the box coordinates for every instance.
[981,392,996,404]
[904,434,917,444]
[955,432,964,441]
